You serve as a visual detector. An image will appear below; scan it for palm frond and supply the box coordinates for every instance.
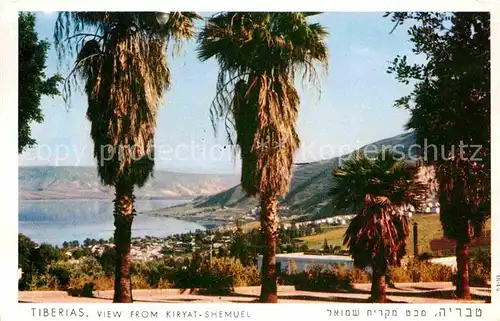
[331,150,426,271]
[198,12,328,197]
[57,12,198,186]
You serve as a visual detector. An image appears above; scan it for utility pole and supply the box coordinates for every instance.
[413,222,419,257]
[210,234,214,266]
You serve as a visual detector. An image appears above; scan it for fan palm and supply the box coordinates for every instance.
[197,12,328,302]
[331,150,426,302]
[54,11,199,302]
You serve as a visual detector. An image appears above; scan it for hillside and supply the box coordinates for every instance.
[299,214,491,255]
[19,167,240,200]
[155,131,433,220]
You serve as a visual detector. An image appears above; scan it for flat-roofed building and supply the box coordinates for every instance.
[257,252,365,272]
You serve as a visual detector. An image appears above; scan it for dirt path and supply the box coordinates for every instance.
[19,283,490,304]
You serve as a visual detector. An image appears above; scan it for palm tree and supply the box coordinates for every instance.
[54,12,199,302]
[330,150,426,302]
[197,12,328,302]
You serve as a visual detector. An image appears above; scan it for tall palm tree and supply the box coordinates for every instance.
[197,12,328,302]
[54,12,199,302]
[330,150,426,302]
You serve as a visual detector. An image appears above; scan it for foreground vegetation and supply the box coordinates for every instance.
[19,230,491,298]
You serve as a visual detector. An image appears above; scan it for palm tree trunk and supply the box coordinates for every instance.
[259,194,279,303]
[112,180,135,303]
[455,241,471,300]
[370,267,387,303]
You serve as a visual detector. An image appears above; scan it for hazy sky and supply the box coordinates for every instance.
[19,12,419,174]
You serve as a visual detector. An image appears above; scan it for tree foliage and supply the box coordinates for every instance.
[18,12,62,153]
[54,12,199,187]
[331,151,426,272]
[18,234,61,290]
[197,12,328,197]
[386,12,490,244]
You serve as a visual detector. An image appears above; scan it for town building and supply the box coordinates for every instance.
[257,252,361,272]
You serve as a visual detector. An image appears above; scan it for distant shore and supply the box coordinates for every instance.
[20,196,194,201]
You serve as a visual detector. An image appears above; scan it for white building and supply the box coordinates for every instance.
[427,256,457,270]
[257,253,367,273]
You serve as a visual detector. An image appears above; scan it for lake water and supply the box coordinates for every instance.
[19,199,205,246]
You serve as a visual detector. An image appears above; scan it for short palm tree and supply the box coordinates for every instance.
[197,12,328,302]
[54,12,199,302]
[330,150,426,302]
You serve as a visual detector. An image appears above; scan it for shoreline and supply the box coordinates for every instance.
[20,197,195,201]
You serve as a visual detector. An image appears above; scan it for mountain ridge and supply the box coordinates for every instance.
[19,166,240,200]
[169,131,429,219]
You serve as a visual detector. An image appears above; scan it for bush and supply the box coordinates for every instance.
[279,260,370,289]
[133,259,176,288]
[388,259,453,283]
[78,256,104,278]
[48,266,71,288]
[470,249,490,286]
[240,264,261,287]
[99,247,116,276]
[387,266,411,283]
[468,264,489,287]
[92,276,114,291]
[132,275,151,289]
[27,273,60,291]
[157,278,173,289]
[452,249,491,287]
[174,257,260,295]
[67,275,95,297]
[288,264,353,292]
[346,268,371,284]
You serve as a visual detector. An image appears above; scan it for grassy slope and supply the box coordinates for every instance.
[299,214,491,254]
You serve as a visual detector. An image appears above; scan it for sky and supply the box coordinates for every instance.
[18,12,420,174]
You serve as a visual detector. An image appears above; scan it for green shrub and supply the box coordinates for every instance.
[240,264,261,287]
[198,259,234,295]
[27,273,59,291]
[387,266,411,283]
[388,259,453,283]
[67,275,95,297]
[135,259,177,288]
[157,278,173,289]
[419,262,453,282]
[78,256,104,278]
[99,247,116,276]
[452,249,491,287]
[470,249,490,286]
[289,263,353,292]
[469,264,489,287]
[91,276,114,291]
[174,257,260,295]
[279,262,370,289]
[346,268,371,284]
[48,265,71,288]
[132,275,151,289]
